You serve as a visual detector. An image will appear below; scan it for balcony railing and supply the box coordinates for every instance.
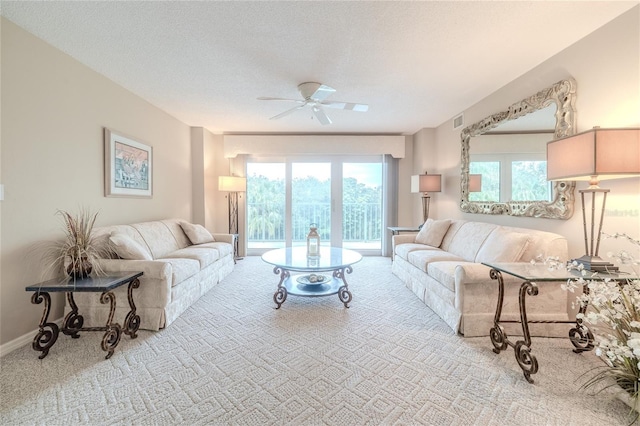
[247,202,382,244]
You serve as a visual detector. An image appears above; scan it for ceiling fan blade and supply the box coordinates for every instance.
[257,97,305,103]
[299,82,336,101]
[321,100,369,112]
[312,106,332,125]
[269,104,306,120]
[310,84,336,102]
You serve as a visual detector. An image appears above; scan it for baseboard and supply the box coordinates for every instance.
[0,317,63,358]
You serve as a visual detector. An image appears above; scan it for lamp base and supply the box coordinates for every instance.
[571,255,619,273]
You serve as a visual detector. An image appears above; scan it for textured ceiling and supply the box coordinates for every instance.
[1,1,637,135]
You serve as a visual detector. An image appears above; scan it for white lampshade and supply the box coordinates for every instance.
[218,176,247,192]
[547,128,640,184]
[411,174,442,193]
[469,174,482,192]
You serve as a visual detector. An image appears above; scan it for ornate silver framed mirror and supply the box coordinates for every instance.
[460,78,577,219]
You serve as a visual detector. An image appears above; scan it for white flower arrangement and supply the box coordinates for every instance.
[562,233,640,415]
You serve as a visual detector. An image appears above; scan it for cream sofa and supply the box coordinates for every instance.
[391,219,569,337]
[68,219,235,330]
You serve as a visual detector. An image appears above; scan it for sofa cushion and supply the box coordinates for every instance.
[159,258,201,287]
[131,222,183,259]
[475,228,530,263]
[191,242,234,258]
[407,250,466,273]
[109,233,152,260]
[446,222,497,262]
[181,222,215,245]
[415,219,451,247]
[164,247,220,269]
[395,244,440,261]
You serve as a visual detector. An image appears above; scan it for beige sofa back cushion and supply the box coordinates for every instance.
[94,219,193,260]
[444,221,497,262]
[131,221,185,259]
[507,225,569,261]
[475,228,530,263]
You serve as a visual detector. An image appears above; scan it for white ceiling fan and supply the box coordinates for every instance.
[258,82,368,125]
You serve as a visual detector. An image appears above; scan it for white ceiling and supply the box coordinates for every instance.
[1,1,637,135]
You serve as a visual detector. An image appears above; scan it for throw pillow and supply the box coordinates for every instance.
[475,229,530,263]
[109,233,153,260]
[181,222,215,245]
[415,219,451,247]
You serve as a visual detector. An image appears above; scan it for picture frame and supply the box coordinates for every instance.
[104,128,153,198]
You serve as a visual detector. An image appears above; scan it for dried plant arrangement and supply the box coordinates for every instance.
[562,233,640,421]
[36,209,109,281]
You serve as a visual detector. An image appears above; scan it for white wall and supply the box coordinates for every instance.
[191,127,228,234]
[0,19,193,346]
[426,6,640,260]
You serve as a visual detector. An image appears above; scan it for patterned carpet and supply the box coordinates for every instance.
[0,256,632,425]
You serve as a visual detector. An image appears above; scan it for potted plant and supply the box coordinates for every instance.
[562,233,640,420]
[41,209,107,280]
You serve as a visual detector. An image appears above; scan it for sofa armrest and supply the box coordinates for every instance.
[392,234,417,246]
[95,258,172,281]
[454,263,524,311]
[211,233,234,244]
[95,258,173,308]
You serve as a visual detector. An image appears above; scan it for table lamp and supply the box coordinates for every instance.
[218,175,247,235]
[547,127,640,272]
[411,172,442,223]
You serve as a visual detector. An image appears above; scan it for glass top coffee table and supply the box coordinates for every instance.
[261,247,362,308]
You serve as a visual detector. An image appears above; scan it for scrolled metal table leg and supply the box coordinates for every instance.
[514,280,539,383]
[100,291,122,359]
[31,292,59,359]
[123,278,141,338]
[489,269,508,354]
[570,281,595,353]
[273,267,289,309]
[62,292,83,338]
[514,340,538,384]
[569,325,594,353]
[490,325,508,354]
[334,266,353,308]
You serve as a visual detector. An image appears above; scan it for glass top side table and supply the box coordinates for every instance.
[482,262,600,383]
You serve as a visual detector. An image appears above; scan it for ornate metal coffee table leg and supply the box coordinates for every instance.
[514,280,539,383]
[30,292,59,359]
[334,266,353,308]
[273,267,289,309]
[123,278,141,338]
[100,291,122,359]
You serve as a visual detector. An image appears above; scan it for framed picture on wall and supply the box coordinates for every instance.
[104,128,153,198]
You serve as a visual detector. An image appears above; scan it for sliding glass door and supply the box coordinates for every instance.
[246,156,383,255]
[292,162,331,247]
[342,162,382,251]
[246,162,286,249]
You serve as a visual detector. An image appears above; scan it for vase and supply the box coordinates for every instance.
[306,223,320,257]
[66,257,93,280]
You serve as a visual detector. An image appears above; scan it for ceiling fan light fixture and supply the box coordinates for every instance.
[258,82,367,125]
